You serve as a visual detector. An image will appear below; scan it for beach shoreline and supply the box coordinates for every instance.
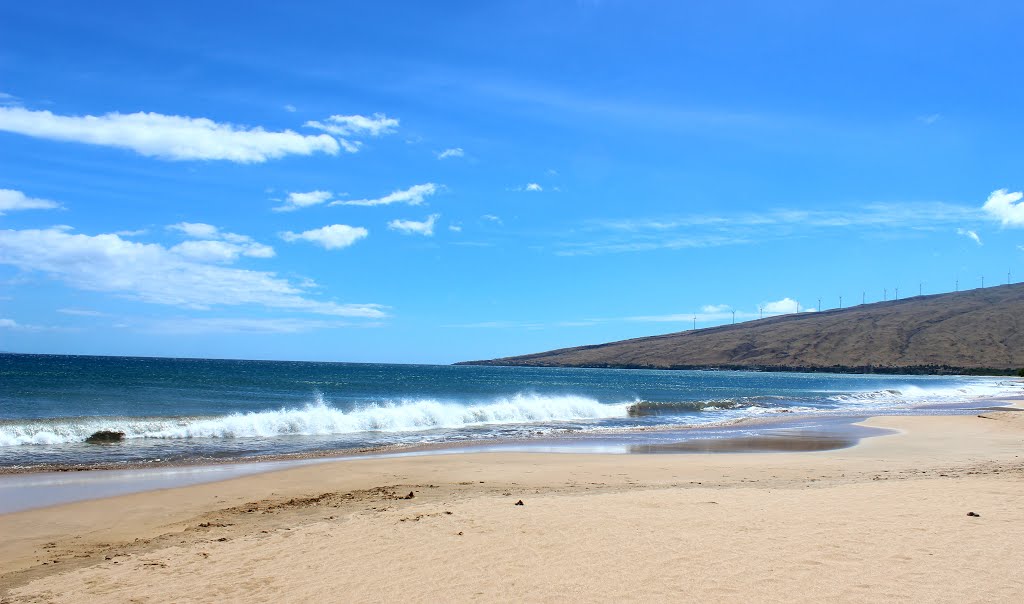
[2,403,1023,602]
[4,393,1019,478]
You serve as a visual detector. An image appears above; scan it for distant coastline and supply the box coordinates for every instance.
[457,361,1023,376]
[460,284,1024,376]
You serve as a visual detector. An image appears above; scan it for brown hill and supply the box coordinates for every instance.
[459,284,1024,375]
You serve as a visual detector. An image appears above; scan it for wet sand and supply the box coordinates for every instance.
[0,415,887,513]
[1,406,1023,602]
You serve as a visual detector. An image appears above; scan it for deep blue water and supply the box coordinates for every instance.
[0,353,1019,468]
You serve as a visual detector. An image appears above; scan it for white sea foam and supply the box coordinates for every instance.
[0,394,633,447]
[827,379,1022,407]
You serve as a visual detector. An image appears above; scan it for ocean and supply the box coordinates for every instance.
[1,353,1020,470]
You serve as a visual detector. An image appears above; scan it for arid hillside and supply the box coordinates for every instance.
[460,284,1024,374]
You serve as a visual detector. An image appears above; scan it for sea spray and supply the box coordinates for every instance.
[0,393,633,446]
[3,355,1022,468]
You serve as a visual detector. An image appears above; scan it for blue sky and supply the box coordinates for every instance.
[1,0,1023,363]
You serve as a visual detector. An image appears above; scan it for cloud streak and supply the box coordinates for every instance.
[956,228,982,245]
[143,317,381,334]
[0,227,384,317]
[272,190,336,212]
[332,183,438,207]
[561,202,984,255]
[304,113,399,153]
[280,224,368,249]
[388,214,439,236]
[437,147,464,159]
[0,189,61,215]
[0,106,340,162]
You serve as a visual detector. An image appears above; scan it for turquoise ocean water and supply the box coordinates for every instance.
[1,353,1020,469]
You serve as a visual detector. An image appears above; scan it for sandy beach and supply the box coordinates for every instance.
[2,406,1023,603]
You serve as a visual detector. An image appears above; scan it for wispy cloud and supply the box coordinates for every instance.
[305,113,398,137]
[562,202,983,255]
[917,113,941,125]
[304,113,398,153]
[625,298,812,325]
[280,224,368,250]
[0,227,384,317]
[272,190,337,212]
[57,308,107,317]
[388,214,439,236]
[143,317,382,334]
[0,189,61,215]
[331,183,438,207]
[956,228,983,245]
[167,222,275,262]
[467,297,815,331]
[509,183,543,192]
[981,188,1024,226]
[0,317,58,331]
[0,106,339,162]
[558,234,751,256]
[437,147,464,159]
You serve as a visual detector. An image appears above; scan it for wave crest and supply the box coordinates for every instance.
[0,394,632,446]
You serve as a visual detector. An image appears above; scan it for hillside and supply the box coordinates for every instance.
[459,284,1024,374]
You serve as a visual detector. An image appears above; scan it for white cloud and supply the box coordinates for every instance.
[762,298,802,314]
[167,222,274,262]
[280,224,368,250]
[272,190,335,212]
[169,222,219,239]
[701,304,731,313]
[114,229,148,237]
[0,227,383,317]
[284,104,297,113]
[0,106,340,163]
[170,239,274,263]
[437,147,464,159]
[627,308,753,324]
[449,224,463,232]
[0,318,18,328]
[956,228,983,246]
[305,113,398,137]
[918,113,941,125]
[525,183,543,192]
[332,183,438,207]
[481,214,502,223]
[388,214,439,236]
[337,139,362,153]
[304,113,398,154]
[0,189,61,215]
[981,189,1024,227]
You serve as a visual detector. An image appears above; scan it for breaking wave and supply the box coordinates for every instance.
[0,393,634,447]
[625,396,789,416]
[826,380,1021,406]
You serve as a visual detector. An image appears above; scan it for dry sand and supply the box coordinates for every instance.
[2,409,1023,603]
